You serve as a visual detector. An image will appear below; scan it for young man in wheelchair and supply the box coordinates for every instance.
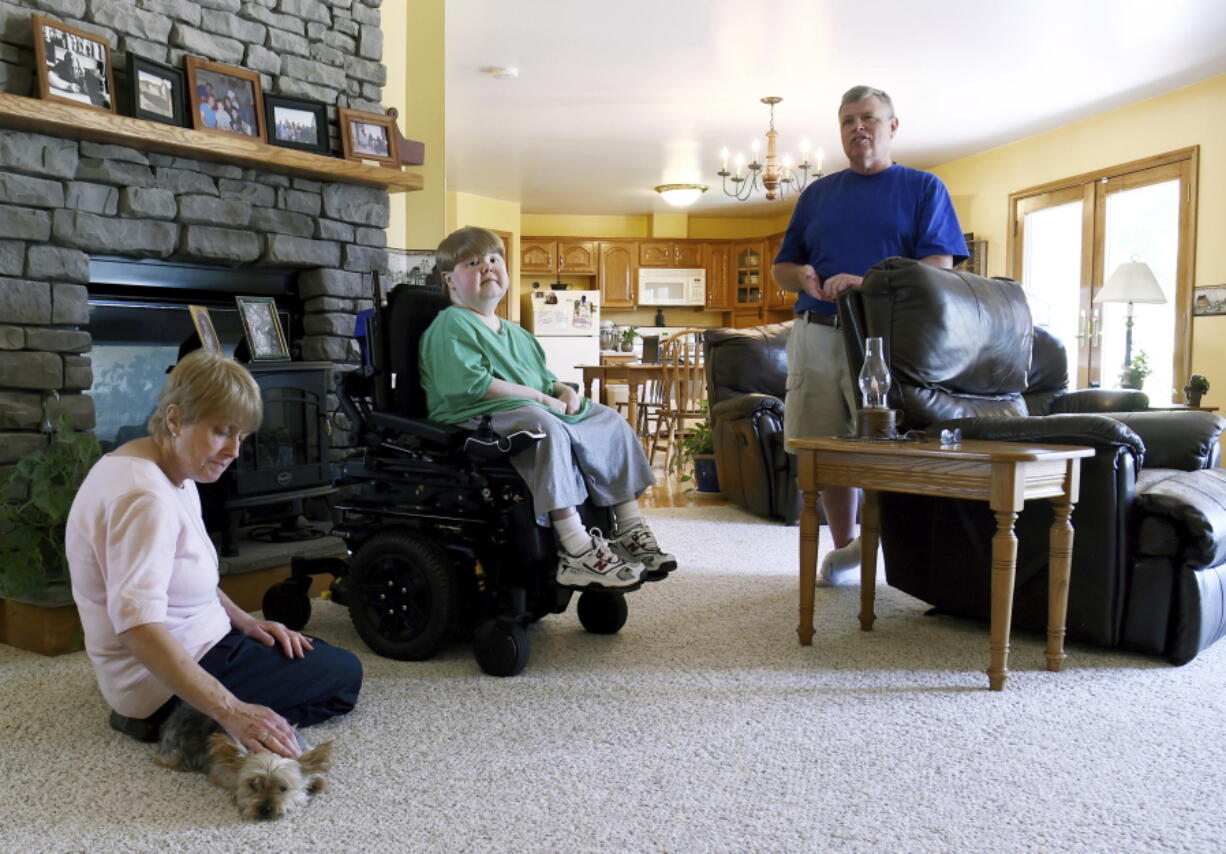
[419,227,676,590]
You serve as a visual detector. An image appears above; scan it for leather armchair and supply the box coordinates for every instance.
[837,257,1226,663]
[704,322,800,524]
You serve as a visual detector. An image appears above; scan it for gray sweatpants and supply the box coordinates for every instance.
[467,402,656,523]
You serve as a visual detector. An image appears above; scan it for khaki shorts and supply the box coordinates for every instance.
[783,320,857,449]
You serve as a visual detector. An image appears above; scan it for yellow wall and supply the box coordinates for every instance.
[447,191,524,318]
[931,72,1226,408]
[384,0,445,250]
[521,214,650,238]
[521,212,794,240]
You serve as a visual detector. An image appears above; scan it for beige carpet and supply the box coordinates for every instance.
[1,504,1223,853]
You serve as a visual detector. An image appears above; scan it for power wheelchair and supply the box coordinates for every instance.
[260,284,653,676]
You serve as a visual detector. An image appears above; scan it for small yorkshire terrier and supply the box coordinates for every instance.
[154,702,333,821]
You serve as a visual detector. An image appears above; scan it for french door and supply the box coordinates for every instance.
[1010,149,1196,400]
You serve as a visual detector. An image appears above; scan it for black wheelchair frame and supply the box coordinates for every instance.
[261,284,648,676]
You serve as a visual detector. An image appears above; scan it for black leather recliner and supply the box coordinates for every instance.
[837,257,1226,664]
[704,321,800,524]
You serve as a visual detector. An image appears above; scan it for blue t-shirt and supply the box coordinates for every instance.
[775,164,968,315]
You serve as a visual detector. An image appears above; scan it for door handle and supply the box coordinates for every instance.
[1090,307,1103,347]
[1076,309,1087,342]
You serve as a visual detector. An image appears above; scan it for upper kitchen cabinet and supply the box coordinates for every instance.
[521,240,557,273]
[638,241,705,268]
[763,232,793,310]
[521,239,597,275]
[598,241,636,308]
[704,241,731,311]
[732,241,764,306]
[557,240,597,274]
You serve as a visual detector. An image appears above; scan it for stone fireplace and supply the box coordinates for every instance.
[0,0,401,626]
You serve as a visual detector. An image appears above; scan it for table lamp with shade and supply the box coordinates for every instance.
[1093,260,1167,383]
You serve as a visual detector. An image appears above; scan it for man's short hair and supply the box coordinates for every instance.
[840,86,894,117]
[435,227,505,273]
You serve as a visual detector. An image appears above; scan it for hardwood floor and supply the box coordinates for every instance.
[639,462,729,510]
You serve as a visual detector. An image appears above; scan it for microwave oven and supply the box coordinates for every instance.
[637,268,706,306]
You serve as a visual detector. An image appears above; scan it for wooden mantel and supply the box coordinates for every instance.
[0,92,424,193]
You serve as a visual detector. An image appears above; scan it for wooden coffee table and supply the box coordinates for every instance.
[788,437,1094,690]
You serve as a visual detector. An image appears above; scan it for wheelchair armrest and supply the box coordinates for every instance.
[369,411,463,446]
[463,427,545,462]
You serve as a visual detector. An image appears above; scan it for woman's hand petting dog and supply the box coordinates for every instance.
[218,701,301,758]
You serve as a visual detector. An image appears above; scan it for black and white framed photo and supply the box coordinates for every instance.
[263,93,330,154]
[387,248,442,290]
[235,296,290,361]
[125,53,186,126]
[188,305,222,354]
[31,14,116,113]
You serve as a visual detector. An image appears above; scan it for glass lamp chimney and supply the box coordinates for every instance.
[859,336,891,408]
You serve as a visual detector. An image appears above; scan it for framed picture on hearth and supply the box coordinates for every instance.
[338,107,399,166]
[236,296,290,361]
[183,55,266,143]
[263,93,330,154]
[188,305,222,354]
[31,14,117,113]
[124,53,186,126]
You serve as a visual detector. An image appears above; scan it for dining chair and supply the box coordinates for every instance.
[648,328,707,470]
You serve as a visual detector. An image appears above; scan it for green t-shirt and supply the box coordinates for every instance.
[419,305,592,424]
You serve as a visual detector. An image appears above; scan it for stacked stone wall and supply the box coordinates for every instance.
[0,0,390,469]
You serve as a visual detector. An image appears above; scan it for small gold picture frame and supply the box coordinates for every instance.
[236,296,290,361]
[188,304,222,353]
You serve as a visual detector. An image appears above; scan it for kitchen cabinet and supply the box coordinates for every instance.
[521,239,597,275]
[732,241,765,307]
[598,241,636,308]
[558,240,597,274]
[638,241,705,268]
[764,232,793,310]
[521,240,557,274]
[704,241,731,310]
[730,308,764,329]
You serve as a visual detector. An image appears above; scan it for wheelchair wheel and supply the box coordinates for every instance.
[262,577,312,631]
[348,531,459,661]
[473,620,530,677]
[576,590,628,635]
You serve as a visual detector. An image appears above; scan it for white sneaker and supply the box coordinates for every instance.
[611,522,677,574]
[556,531,646,589]
[818,537,860,587]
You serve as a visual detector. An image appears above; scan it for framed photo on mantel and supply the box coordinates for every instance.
[236,296,290,361]
[184,55,267,143]
[31,14,117,113]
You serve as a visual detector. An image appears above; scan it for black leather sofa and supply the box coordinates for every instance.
[836,258,1226,664]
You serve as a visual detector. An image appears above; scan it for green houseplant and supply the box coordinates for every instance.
[667,401,719,492]
[1121,350,1152,390]
[619,326,638,353]
[0,415,101,600]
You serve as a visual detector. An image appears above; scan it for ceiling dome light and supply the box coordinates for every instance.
[478,65,519,79]
[654,184,708,207]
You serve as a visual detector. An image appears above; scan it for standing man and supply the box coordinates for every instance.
[772,85,967,585]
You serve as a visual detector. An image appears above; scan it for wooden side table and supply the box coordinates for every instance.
[788,437,1095,691]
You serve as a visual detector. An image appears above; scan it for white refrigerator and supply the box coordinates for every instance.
[521,289,601,387]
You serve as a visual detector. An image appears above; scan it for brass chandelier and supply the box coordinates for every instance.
[718,96,822,201]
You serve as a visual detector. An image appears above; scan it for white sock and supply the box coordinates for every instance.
[612,500,643,534]
[553,512,592,556]
[820,537,861,584]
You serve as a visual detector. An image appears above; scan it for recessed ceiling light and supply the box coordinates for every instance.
[478,65,519,79]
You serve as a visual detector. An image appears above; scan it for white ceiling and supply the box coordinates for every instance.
[445,0,1226,218]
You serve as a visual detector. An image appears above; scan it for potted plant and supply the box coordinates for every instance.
[619,326,638,353]
[0,414,100,601]
[668,402,719,493]
[1121,350,1152,390]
